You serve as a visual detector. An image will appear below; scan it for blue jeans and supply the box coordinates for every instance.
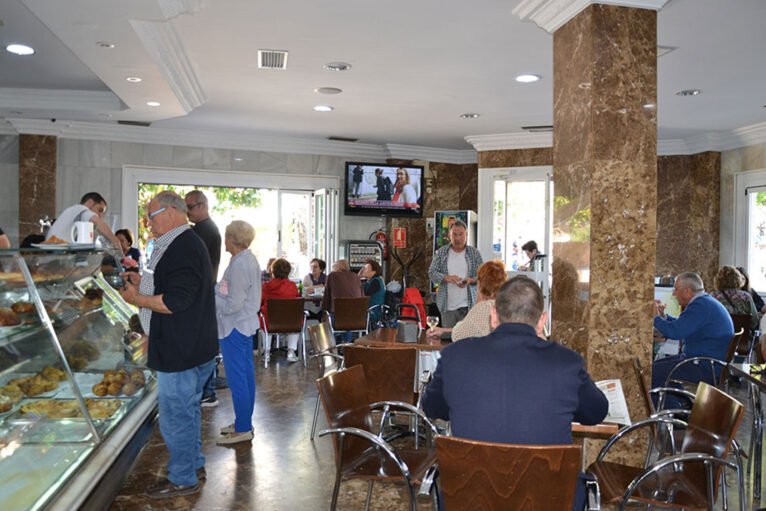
[220,329,256,433]
[157,358,216,487]
[652,353,720,409]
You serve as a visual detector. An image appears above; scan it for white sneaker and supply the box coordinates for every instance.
[216,429,254,445]
[220,423,235,434]
[286,350,299,363]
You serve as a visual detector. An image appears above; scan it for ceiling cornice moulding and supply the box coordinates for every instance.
[513,0,670,33]
[129,19,206,113]
[385,144,477,165]
[465,132,553,151]
[0,88,123,113]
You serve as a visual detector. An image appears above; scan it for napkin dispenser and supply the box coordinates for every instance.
[396,320,421,343]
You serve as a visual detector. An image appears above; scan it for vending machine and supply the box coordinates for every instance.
[340,240,384,273]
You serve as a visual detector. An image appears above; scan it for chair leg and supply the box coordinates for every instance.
[310,394,321,441]
[331,434,346,511]
[301,330,307,368]
[406,480,417,511]
[364,481,374,511]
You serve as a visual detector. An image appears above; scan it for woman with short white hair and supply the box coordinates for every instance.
[215,220,261,445]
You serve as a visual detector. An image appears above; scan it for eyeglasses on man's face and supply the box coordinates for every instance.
[147,207,167,219]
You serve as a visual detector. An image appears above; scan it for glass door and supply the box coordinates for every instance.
[311,188,339,267]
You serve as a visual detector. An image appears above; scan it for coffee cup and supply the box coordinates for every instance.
[70,221,95,244]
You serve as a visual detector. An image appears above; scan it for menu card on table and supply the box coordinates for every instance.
[596,379,631,426]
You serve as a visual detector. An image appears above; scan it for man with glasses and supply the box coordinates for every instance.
[185,190,224,406]
[120,191,218,498]
[653,271,734,408]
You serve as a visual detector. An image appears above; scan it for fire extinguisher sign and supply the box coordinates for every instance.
[393,227,406,248]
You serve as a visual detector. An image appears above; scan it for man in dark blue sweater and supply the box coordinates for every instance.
[120,191,218,499]
[653,272,734,406]
[422,276,608,510]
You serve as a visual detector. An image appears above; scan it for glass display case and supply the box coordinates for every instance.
[0,248,156,511]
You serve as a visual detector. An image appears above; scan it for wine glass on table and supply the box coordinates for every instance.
[426,315,439,333]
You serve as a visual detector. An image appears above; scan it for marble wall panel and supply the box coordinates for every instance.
[203,148,231,170]
[19,135,57,240]
[553,3,656,467]
[79,140,111,168]
[172,146,203,168]
[478,148,552,168]
[261,152,288,173]
[0,135,20,243]
[231,150,261,171]
[58,138,80,166]
[110,142,144,168]
[142,144,173,167]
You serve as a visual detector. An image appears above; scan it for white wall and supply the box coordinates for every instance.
[0,135,19,245]
[55,139,384,242]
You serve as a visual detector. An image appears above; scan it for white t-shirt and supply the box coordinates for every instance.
[446,248,469,311]
[46,205,96,243]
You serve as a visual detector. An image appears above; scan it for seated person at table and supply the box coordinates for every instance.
[709,265,759,331]
[358,259,385,326]
[737,266,766,316]
[261,258,301,363]
[653,272,734,407]
[422,276,608,511]
[302,258,326,320]
[427,260,508,341]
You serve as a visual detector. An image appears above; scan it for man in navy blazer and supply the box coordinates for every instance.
[653,272,734,407]
[422,276,608,510]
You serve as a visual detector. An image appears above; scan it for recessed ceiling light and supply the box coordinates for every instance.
[676,89,701,97]
[6,44,34,56]
[126,76,142,83]
[315,87,343,95]
[515,74,541,83]
[459,113,480,119]
[313,105,334,112]
[146,101,161,107]
[324,62,351,72]
[97,41,115,48]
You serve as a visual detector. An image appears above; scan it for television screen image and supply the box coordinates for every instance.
[344,162,424,217]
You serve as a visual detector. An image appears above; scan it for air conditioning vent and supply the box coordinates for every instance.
[258,49,288,70]
[327,136,358,142]
[521,125,553,133]
[118,120,151,127]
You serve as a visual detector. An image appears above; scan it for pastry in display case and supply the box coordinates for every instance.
[0,248,156,511]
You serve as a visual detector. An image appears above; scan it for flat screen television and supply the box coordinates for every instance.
[344,162,424,217]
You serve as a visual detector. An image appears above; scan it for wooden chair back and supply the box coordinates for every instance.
[436,436,581,511]
[633,357,655,417]
[316,365,375,466]
[680,382,744,499]
[342,345,417,405]
[333,296,370,331]
[719,328,745,383]
[308,321,340,375]
[730,314,753,356]
[265,298,305,333]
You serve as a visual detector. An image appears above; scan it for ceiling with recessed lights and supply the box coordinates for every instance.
[0,0,764,150]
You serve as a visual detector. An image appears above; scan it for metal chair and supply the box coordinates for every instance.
[588,382,746,510]
[437,436,582,511]
[307,321,344,440]
[664,328,745,393]
[328,296,370,340]
[316,364,439,511]
[258,298,308,367]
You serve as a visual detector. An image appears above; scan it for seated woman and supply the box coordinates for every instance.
[709,265,759,331]
[427,260,508,341]
[736,266,766,316]
[302,258,326,320]
[261,258,301,363]
[358,259,385,326]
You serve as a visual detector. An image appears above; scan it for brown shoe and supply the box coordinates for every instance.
[146,478,201,499]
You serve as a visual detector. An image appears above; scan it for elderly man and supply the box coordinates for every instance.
[422,276,608,510]
[428,219,483,327]
[653,271,734,406]
[120,191,218,499]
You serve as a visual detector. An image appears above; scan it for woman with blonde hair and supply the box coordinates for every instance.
[710,265,759,330]
[215,220,261,444]
[427,260,508,341]
[392,168,419,210]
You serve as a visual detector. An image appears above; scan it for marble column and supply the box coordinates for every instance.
[552,4,657,466]
[19,135,57,241]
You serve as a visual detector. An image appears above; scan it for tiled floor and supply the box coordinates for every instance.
[109,351,434,511]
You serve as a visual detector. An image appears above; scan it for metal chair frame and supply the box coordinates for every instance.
[307,321,345,440]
